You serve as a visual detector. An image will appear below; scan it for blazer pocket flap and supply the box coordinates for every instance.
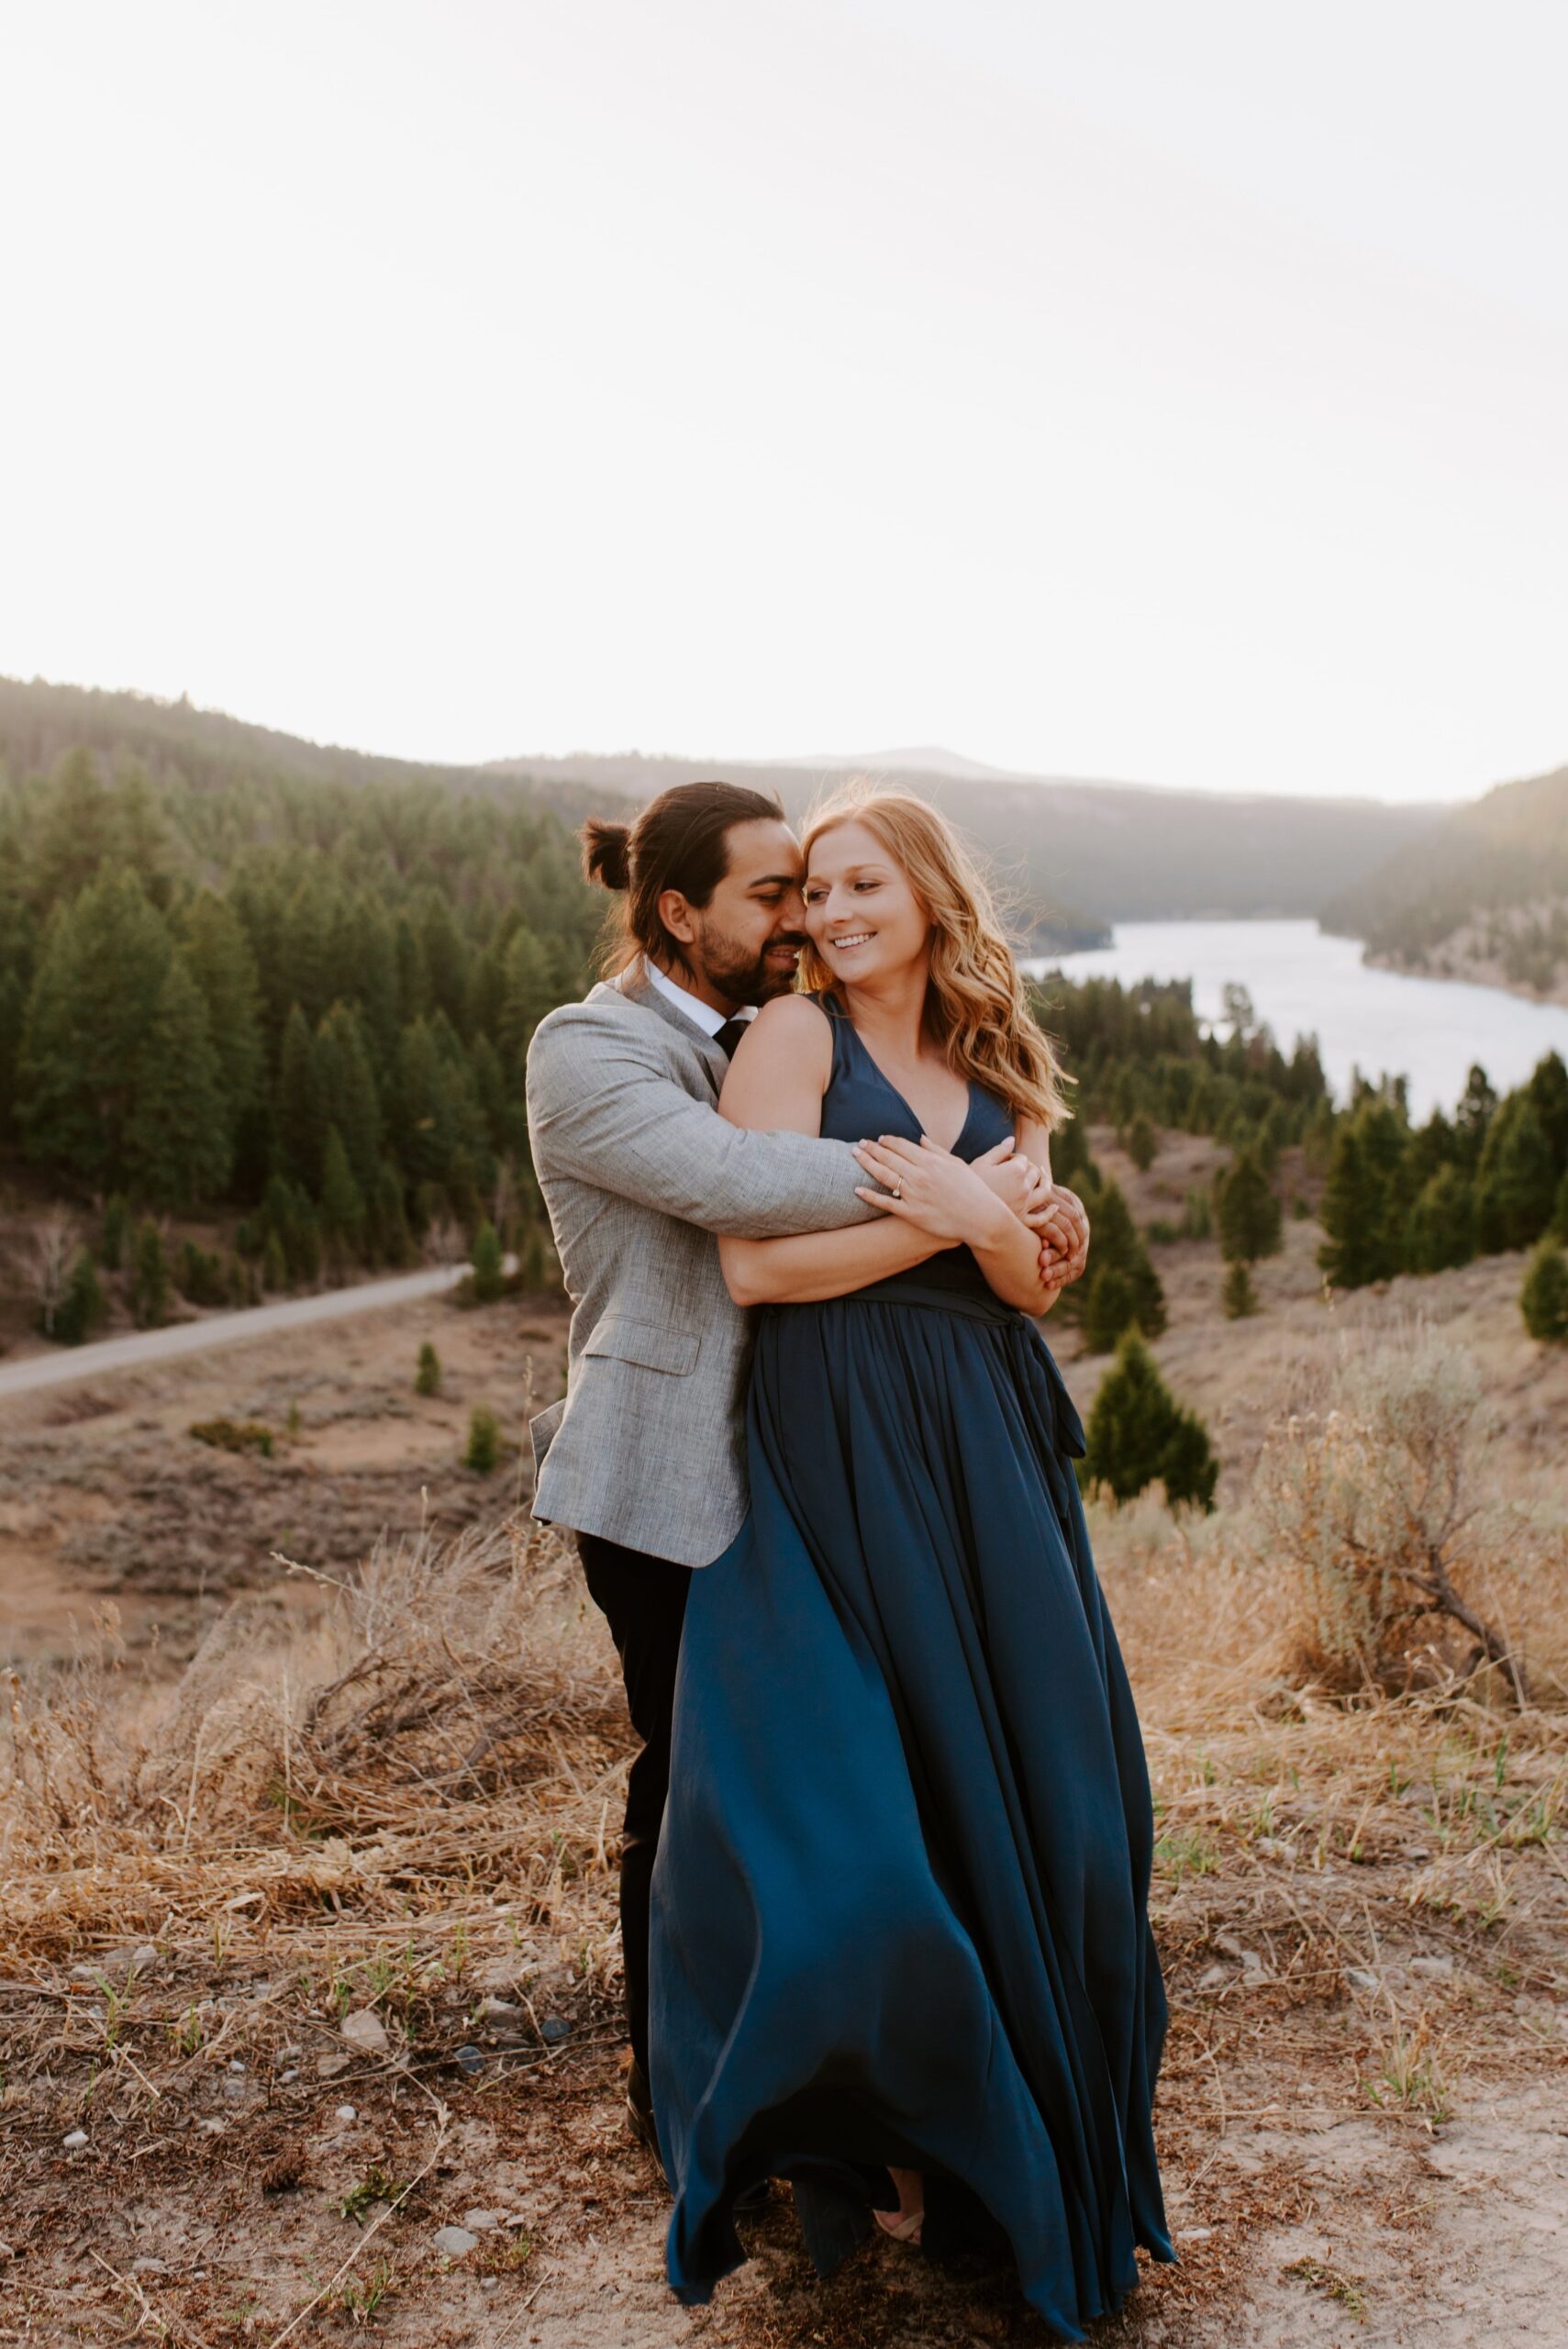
[583,1316,701,1375]
[528,1397,566,1470]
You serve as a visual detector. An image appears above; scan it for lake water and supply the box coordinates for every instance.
[1024,918,1568,1120]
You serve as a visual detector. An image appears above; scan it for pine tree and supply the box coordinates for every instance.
[1554,1161,1568,1243]
[395,916,429,1024]
[463,941,508,1047]
[447,1148,484,1236]
[100,1194,130,1272]
[129,1219,170,1329]
[1125,1113,1157,1172]
[0,954,28,1146]
[261,1174,321,1283]
[499,930,560,1067]
[1216,1146,1282,1263]
[315,1004,383,1193]
[278,873,336,1027]
[124,956,232,1208]
[1301,1098,1337,1179]
[1475,1098,1558,1253]
[262,1231,289,1293]
[341,893,400,1077]
[292,1200,322,1286]
[26,746,111,907]
[1406,1164,1476,1274]
[415,1341,442,1397]
[391,1018,456,1186]
[318,1126,366,1267]
[1520,1241,1568,1343]
[1073,1177,1166,1339]
[274,1004,328,1194]
[367,1163,414,1267]
[17,870,172,1185]
[105,763,172,906]
[1318,1128,1398,1289]
[1083,1265,1138,1353]
[183,892,265,1149]
[518,1222,549,1291]
[1527,1051,1568,1171]
[470,1218,505,1302]
[464,1405,501,1474]
[1453,1064,1497,1170]
[54,1250,107,1346]
[1222,1259,1258,1319]
[176,1241,228,1306]
[418,889,470,1030]
[1079,1330,1218,1510]
[469,1031,514,1157]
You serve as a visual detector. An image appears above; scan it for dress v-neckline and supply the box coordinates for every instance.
[839,1012,979,1156]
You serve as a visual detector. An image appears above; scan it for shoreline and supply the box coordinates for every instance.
[1359,943,1568,1011]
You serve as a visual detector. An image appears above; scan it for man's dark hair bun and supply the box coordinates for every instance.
[581,817,632,891]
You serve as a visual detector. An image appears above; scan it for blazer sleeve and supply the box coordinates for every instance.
[526,1004,879,1238]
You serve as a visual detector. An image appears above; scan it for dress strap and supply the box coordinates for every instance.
[806,987,857,1086]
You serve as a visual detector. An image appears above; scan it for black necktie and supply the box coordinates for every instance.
[714,1018,751,1060]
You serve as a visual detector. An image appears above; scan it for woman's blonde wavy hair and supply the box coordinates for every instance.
[796,784,1070,1131]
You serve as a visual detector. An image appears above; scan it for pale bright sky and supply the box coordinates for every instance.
[5,0,1565,802]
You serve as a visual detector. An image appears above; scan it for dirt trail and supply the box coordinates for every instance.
[0,1264,477,1400]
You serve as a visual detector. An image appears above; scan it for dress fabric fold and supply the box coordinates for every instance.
[649,995,1172,2337]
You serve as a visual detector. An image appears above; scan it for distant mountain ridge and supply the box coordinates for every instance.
[1323,760,1568,1003]
[487,747,1443,949]
[0,680,1450,958]
[774,745,1040,783]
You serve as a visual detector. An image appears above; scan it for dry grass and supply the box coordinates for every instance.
[2,1516,628,1961]
[1,1320,1565,2344]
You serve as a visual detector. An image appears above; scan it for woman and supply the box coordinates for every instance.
[648,788,1171,2338]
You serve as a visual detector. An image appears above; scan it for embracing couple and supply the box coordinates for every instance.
[525,780,1171,2337]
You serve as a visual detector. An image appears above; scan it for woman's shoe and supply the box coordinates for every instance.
[873,2205,924,2246]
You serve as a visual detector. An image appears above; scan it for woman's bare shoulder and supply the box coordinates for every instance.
[752,991,832,1032]
[734,992,835,1057]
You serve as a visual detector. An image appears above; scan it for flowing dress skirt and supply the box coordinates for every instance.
[648,1282,1172,2339]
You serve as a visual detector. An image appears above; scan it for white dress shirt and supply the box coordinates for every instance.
[645,958,758,1038]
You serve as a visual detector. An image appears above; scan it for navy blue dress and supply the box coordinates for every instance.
[648,995,1171,2338]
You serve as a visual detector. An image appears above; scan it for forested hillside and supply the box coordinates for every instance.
[3,679,1562,1355]
[1323,760,1568,998]
[0,686,606,1329]
[490,750,1442,937]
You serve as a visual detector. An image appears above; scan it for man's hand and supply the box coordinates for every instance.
[886,1141,1088,1295]
[1033,1186,1090,1293]
[970,1138,1051,1223]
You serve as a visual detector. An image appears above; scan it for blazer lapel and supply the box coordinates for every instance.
[613,962,729,1087]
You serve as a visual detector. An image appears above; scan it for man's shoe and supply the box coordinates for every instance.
[627,2061,662,2167]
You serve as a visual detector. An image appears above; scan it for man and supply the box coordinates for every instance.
[525,780,1088,2152]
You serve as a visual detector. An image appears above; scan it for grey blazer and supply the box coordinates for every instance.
[524,964,876,1567]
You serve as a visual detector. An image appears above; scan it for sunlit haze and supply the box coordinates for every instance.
[6,1,1565,802]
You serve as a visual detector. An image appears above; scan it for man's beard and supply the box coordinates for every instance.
[690,923,806,1008]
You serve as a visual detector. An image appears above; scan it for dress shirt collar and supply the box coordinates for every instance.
[644,957,758,1038]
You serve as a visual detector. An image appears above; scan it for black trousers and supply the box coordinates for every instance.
[575,1529,693,2079]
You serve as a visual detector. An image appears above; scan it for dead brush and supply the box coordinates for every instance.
[1086,1400,1567,2084]
[1244,1324,1562,1709]
[1,1517,630,2007]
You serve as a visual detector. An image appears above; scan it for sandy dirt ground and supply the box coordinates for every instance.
[4,1164,1566,2346]
[0,1287,568,1672]
[4,1631,1564,2349]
